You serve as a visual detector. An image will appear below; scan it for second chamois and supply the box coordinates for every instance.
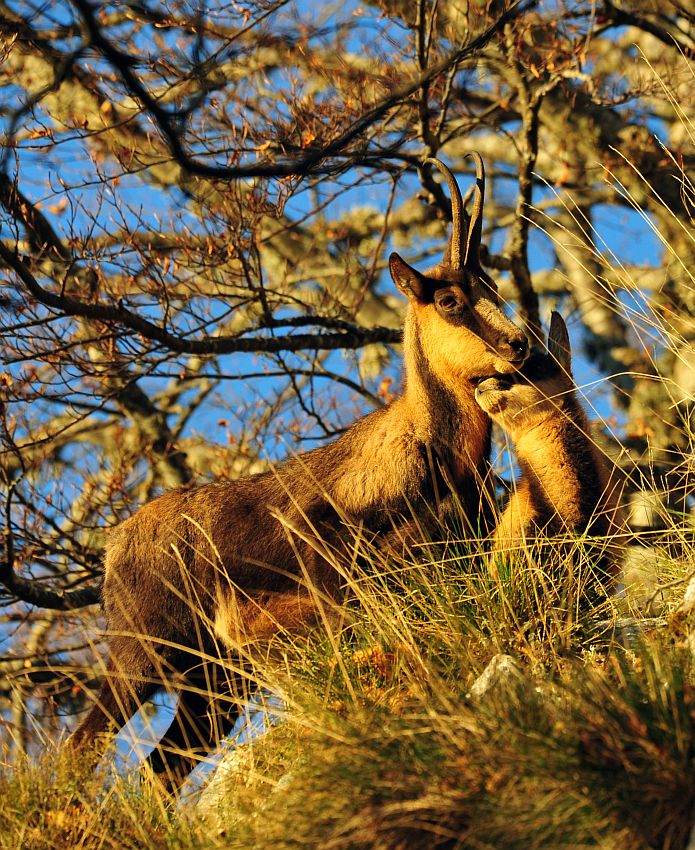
[68,156,529,788]
[475,311,624,583]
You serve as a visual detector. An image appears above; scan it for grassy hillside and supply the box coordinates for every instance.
[2,525,694,850]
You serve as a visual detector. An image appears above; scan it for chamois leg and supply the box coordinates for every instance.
[146,665,241,792]
[67,635,162,766]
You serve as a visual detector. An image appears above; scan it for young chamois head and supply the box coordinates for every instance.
[474,311,574,438]
[390,155,529,385]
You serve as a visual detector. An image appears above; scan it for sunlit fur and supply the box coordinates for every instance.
[475,312,625,575]
[67,160,529,790]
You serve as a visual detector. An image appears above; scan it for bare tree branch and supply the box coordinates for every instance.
[0,242,402,354]
[72,0,537,179]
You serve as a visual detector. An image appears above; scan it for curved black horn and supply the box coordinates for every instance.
[463,152,485,268]
[424,157,464,271]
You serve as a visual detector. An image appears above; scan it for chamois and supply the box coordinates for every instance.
[474,311,623,582]
[68,156,529,789]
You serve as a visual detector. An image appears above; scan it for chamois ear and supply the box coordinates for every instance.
[547,311,571,372]
[389,253,430,303]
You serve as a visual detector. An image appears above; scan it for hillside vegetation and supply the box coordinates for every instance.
[2,521,694,849]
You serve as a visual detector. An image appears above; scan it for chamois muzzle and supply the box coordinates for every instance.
[467,295,529,367]
[497,335,529,363]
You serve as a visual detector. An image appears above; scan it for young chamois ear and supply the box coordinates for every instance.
[547,310,571,374]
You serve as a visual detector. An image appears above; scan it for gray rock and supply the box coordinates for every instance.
[195,741,300,833]
[677,575,695,615]
[195,742,255,826]
[468,654,525,701]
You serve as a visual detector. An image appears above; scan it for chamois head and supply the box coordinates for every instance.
[474,311,573,437]
[390,155,529,383]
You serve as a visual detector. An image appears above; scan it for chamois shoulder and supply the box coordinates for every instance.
[276,400,429,518]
